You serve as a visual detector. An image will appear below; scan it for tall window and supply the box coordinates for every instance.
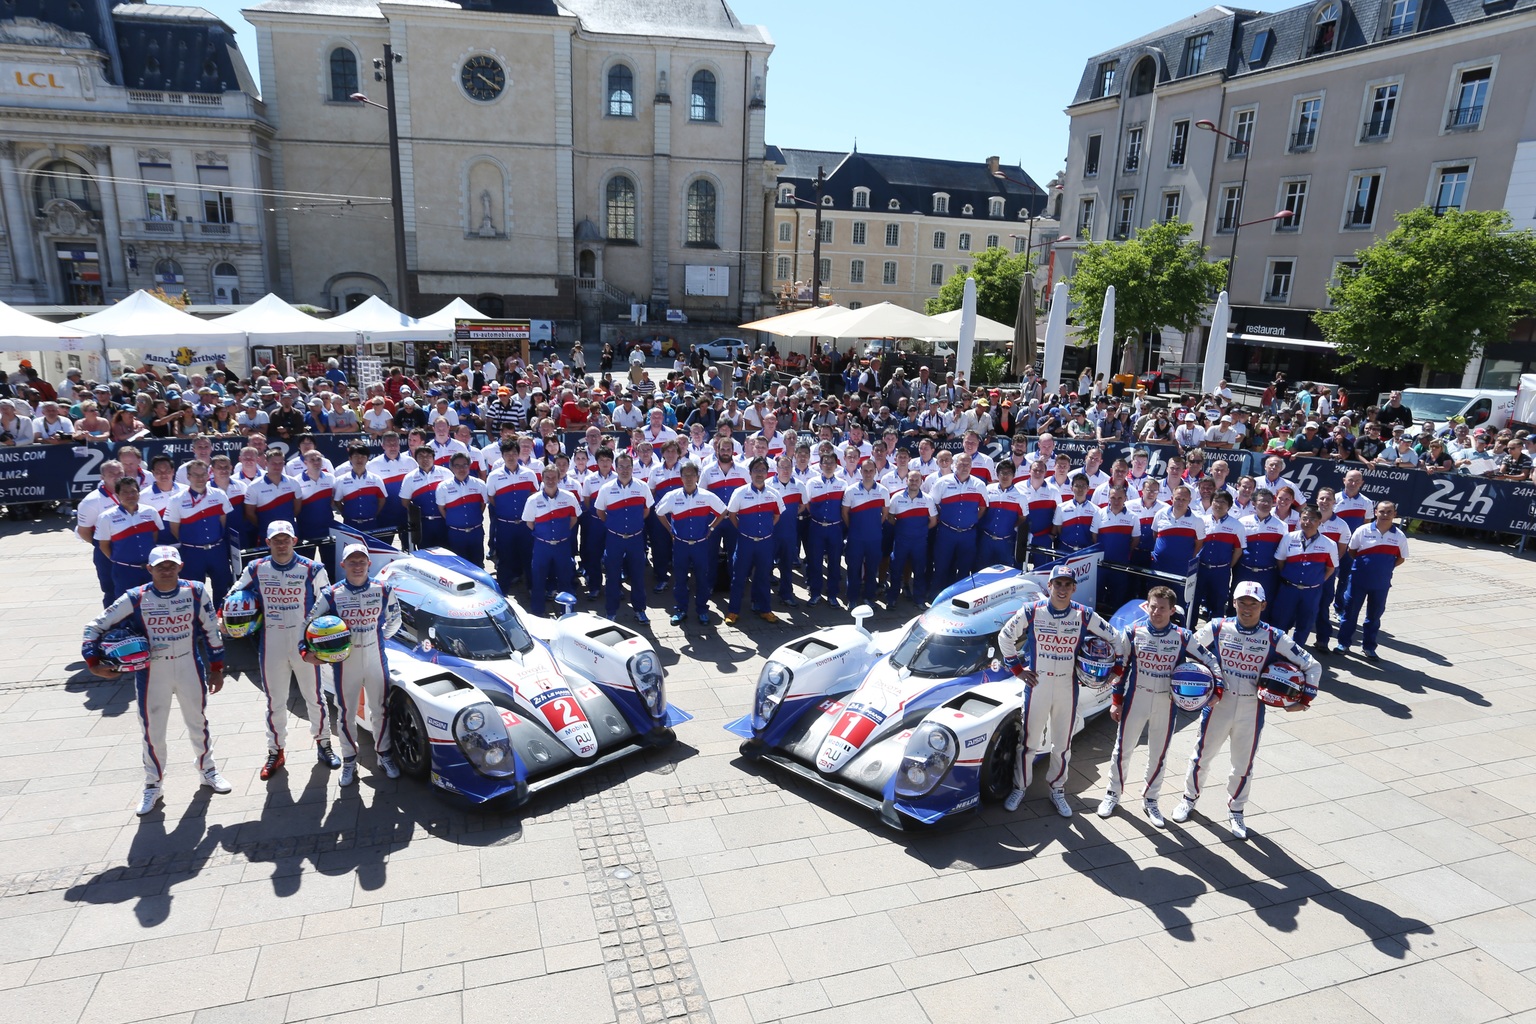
[852,221,867,245]
[958,232,971,251]
[986,234,1000,249]
[1229,109,1255,157]
[1449,67,1490,130]
[198,165,233,224]
[1265,259,1294,302]
[932,193,949,214]
[1292,97,1321,150]
[930,263,945,286]
[988,197,1005,217]
[853,188,869,209]
[778,184,794,204]
[1077,198,1095,240]
[1311,3,1339,55]
[1281,179,1307,230]
[689,70,716,122]
[607,64,634,117]
[882,261,898,285]
[1162,191,1181,223]
[685,179,716,245]
[1181,33,1211,76]
[1115,194,1135,237]
[1124,127,1143,172]
[1095,61,1117,98]
[776,256,790,280]
[1434,166,1470,214]
[140,163,176,220]
[1385,0,1419,37]
[329,47,358,102]
[1347,172,1382,227]
[606,175,637,241]
[1014,236,1028,253]
[1364,84,1398,139]
[849,259,865,284]
[1168,120,1189,167]
[820,220,833,244]
[1084,134,1102,177]
[778,222,791,243]
[32,160,98,214]
[885,223,900,246]
[933,231,947,250]
[1217,185,1243,232]
[819,257,831,283]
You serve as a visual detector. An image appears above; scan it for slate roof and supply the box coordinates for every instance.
[245,0,769,41]
[771,148,1048,220]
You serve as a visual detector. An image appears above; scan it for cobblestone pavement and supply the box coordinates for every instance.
[2,515,1535,1024]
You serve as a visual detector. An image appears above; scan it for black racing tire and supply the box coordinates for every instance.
[980,712,1021,804]
[387,689,432,779]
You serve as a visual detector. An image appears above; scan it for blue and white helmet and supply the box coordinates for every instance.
[100,627,151,674]
[1076,636,1119,691]
[1170,661,1217,712]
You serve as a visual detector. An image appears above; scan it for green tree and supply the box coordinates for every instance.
[926,246,1034,324]
[1066,220,1227,370]
[1315,207,1536,385]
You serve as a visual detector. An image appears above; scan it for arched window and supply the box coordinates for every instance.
[778,184,794,204]
[1129,56,1156,96]
[478,294,505,318]
[689,70,716,122]
[329,47,358,102]
[685,179,717,245]
[607,64,634,117]
[1311,3,1340,54]
[32,160,98,214]
[989,197,1006,217]
[212,262,239,305]
[154,258,185,284]
[606,175,637,241]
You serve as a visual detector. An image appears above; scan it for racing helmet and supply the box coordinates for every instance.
[222,591,261,638]
[304,615,353,663]
[99,627,150,674]
[1170,661,1217,713]
[1075,637,1119,691]
[1257,660,1316,709]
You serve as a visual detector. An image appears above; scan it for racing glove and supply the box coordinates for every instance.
[1004,656,1026,678]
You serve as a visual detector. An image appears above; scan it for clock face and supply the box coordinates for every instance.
[460,55,505,101]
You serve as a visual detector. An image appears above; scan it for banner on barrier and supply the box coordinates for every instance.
[1288,457,1536,536]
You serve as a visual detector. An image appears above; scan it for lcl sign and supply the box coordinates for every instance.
[13,70,66,89]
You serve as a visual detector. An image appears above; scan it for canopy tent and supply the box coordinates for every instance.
[738,304,850,337]
[0,300,101,353]
[811,302,960,341]
[65,289,221,351]
[415,297,489,331]
[927,308,1016,342]
[203,293,357,346]
[326,295,441,342]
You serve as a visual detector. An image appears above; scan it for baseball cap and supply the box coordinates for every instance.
[1304,422,1319,430]
[266,520,297,540]
[341,542,370,560]
[1233,580,1266,602]
[147,545,182,566]
[1047,566,1077,585]
[1184,413,1196,422]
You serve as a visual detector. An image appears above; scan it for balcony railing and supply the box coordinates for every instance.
[1446,105,1483,129]
[1346,207,1375,228]
[127,90,224,108]
[1227,138,1250,158]
[1360,117,1393,141]
[200,222,233,236]
[1288,127,1317,151]
[1264,289,1291,303]
[1083,163,1099,178]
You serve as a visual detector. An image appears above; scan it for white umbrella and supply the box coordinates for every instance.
[1040,282,1070,391]
[927,309,1015,342]
[737,304,849,337]
[812,302,959,340]
[954,277,978,381]
[1202,291,1231,396]
[1094,285,1116,385]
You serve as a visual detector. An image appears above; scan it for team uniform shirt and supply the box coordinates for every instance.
[840,482,886,535]
[142,482,184,543]
[581,469,617,509]
[967,451,996,485]
[243,474,301,539]
[1079,470,1109,493]
[594,478,654,537]
[1258,475,1307,504]
[648,461,685,507]
[284,453,335,478]
[913,457,941,481]
[751,431,787,458]
[366,453,414,519]
[1091,479,1127,509]
[232,554,330,630]
[655,487,726,543]
[729,484,783,540]
[1230,497,1255,519]
[82,579,223,672]
[1096,507,1139,564]
[643,423,679,448]
[768,478,805,530]
[293,471,336,538]
[1019,480,1061,546]
[429,437,471,468]
[486,463,540,523]
[333,470,387,527]
[438,476,489,533]
[522,487,582,543]
[686,441,716,466]
[1127,498,1169,557]
[1317,516,1353,563]
[1054,498,1101,551]
[1117,623,1220,696]
[1275,530,1338,588]
[1190,617,1319,697]
[803,471,848,526]
[980,483,1024,542]
[1199,512,1247,568]
[76,484,119,542]
[399,466,450,519]
[700,462,748,510]
[1346,522,1410,589]
[1334,493,1373,534]
[999,598,1125,680]
[630,456,661,487]
[887,489,936,531]
[1150,507,1207,575]
[1238,513,1287,573]
[165,487,233,548]
[930,475,989,531]
[477,441,511,477]
[97,505,165,568]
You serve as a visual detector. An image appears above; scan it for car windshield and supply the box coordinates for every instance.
[888,622,993,678]
[417,603,534,659]
[1398,392,1470,423]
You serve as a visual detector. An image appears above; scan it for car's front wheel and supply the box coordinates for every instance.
[387,690,432,779]
[980,712,1021,803]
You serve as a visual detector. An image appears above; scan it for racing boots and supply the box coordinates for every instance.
[1171,797,1195,823]
[136,786,163,816]
[317,743,341,769]
[378,754,400,780]
[201,769,232,794]
[1144,800,1166,828]
[1049,790,1073,818]
[339,758,357,787]
[260,750,286,780]
[1096,795,1118,818]
[1003,788,1025,812]
[1228,811,1248,841]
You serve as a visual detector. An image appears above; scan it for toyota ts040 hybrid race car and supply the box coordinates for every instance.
[726,555,1113,829]
[327,527,691,806]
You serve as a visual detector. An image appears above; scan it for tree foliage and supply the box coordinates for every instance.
[925,246,1034,324]
[1066,220,1227,347]
[1315,207,1536,379]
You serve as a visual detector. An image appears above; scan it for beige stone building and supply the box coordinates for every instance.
[0,2,273,306]
[1058,0,1536,390]
[246,0,773,327]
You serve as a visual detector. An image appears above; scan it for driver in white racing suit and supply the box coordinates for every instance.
[305,542,403,787]
[1173,579,1321,839]
[998,565,1126,818]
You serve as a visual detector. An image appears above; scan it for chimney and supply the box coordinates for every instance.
[986,156,1001,175]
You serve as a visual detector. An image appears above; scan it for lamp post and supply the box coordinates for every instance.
[778,167,827,307]
[1196,118,1274,298]
[1043,234,1073,294]
[990,165,1051,262]
[350,43,408,312]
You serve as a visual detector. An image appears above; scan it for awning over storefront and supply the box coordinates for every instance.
[1228,332,1337,352]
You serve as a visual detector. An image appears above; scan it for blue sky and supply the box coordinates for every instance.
[198,0,1204,186]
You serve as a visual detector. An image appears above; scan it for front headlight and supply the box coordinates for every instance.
[627,651,666,717]
[751,660,793,731]
[893,722,958,798]
[453,701,516,778]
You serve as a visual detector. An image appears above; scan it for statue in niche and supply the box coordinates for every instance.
[477,188,497,237]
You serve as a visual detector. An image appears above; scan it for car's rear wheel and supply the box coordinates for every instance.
[388,690,431,779]
[980,713,1021,803]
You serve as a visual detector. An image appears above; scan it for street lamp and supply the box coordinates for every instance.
[779,166,827,307]
[350,43,409,312]
[990,165,1052,264]
[1195,118,1279,298]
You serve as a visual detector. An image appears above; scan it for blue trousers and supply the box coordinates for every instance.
[933,527,977,598]
[845,529,881,606]
[581,513,606,591]
[1338,583,1389,653]
[1100,566,1134,616]
[1332,556,1353,616]
[772,528,799,601]
[447,526,485,567]
[1192,565,1232,624]
[1315,574,1340,645]
[805,521,843,601]
[888,530,929,600]
[419,514,448,550]
[92,546,114,608]
[492,519,530,591]
[648,515,673,580]
[529,540,574,617]
[1269,581,1323,647]
[730,536,774,614]
[111,563,151,602]
[180,545,233,605]
[977,534,1017,570]
[671,537,714,617]
[604,535,648,616]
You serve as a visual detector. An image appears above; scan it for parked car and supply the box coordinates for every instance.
[695,338,749,361]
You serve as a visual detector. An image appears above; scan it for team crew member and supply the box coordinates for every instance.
[1019,461,1060,565]
[98,478,164,599]
[1312,489,1354,650]
[173,438,217,486]
[1194,491,1245,625]
[1234,488,1285,610]
[978,460,1024,569]
[1150,485,1206,579]
[998,566,1125,817]
[1127,478,1167,570]
[292,450,336,543]
[1096,483,1139,610]
[803,451,847,606]
[166,460,234,604]
[245,448,301,545]
[305,543,402,786]
[210,456,250,555]
[284,436,334,478]
[768,455,805,608]
[647,442,685,592]
[841,460,886,608]
[439,452,489,566]
[143,455,183,544]
[579,448,617,598]
[366,432,413,537]
[655,462,726,625]
[930,453,989,596]
[594,452,654,623]
[885,470,936,606]
[725,457,783,624]
[83,545,230,816]
[701,439,747,571]
[961,430,995,484]
[486,441,539,593]
[1100,585,1220,827]
[1174,581,1320,839]
[400,445,450,550]
[427,418,469,467]
[522,465,583,617]
[1053,474,1101,553]
[77,459,123,607]
[333,443,387,535]
[1335,501,1410,660]
[1331,470,1373,618]
[1268,503,1338,647]
[232,521,339,780]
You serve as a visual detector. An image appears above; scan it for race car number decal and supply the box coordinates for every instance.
[816,704,886,774]
[530,687,598,758]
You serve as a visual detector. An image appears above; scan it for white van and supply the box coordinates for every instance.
[1377,388,1516,430]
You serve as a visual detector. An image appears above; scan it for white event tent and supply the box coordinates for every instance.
[326,295,443,342]
[415,297,488,332]
[204,293,357,347]
[0,299,109,381]
[66,289,216,351]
